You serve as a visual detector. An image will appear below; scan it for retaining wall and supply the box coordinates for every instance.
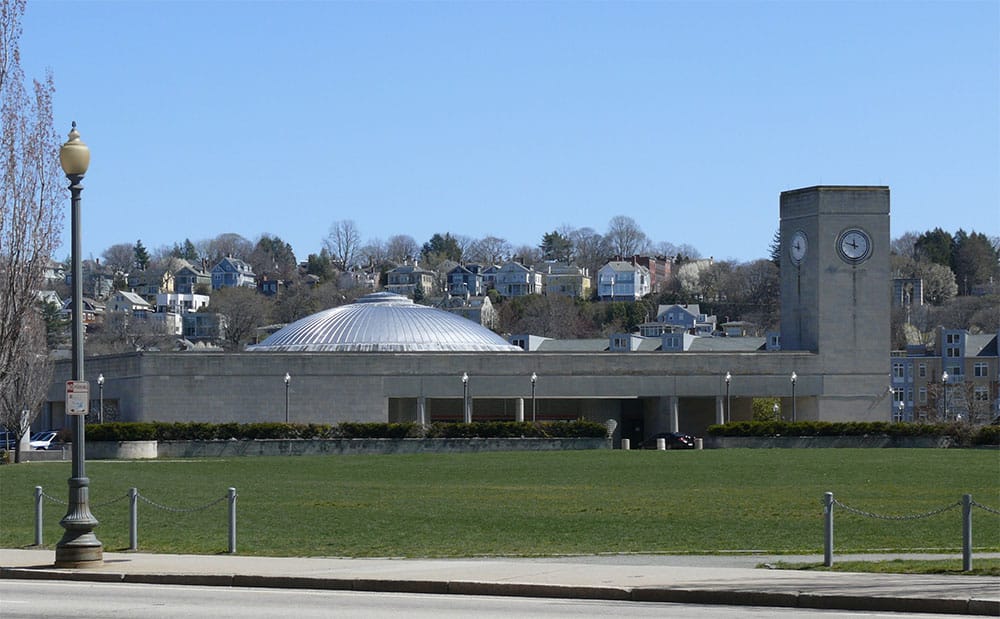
[704,436,956,449]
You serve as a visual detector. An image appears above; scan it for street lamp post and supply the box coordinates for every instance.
[530,372,537,422]
[724,372,731,424]
[897,399,905,422]
[462,372,470,423]
[773,402,780,421]
[790,371,797,423]
[97,374,104,424]
[941,371,949,420]
[284,373,291,423]
[55,123,102,568]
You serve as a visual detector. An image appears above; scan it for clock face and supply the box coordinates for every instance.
[837,228,872,263]
[789,230,808,264]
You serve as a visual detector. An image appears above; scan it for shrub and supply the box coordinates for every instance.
[337,422,417,439]
[706,420,996,446]
[973,425,1000,446]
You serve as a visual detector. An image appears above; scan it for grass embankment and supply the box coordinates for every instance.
[0,449,997,558]
[769,559,1000,576]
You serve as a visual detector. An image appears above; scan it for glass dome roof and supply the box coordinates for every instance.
[247,292,521,352]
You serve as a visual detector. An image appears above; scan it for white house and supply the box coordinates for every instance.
[597,261,650,301]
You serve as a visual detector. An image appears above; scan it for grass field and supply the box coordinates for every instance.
[1,449,997,558]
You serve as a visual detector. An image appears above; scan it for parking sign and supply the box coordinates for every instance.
[66,380,90,416]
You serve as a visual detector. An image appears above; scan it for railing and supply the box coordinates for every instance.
[34,486,237,554]
[823,491,999,571]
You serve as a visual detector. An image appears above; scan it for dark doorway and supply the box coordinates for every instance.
[620,400,644,448]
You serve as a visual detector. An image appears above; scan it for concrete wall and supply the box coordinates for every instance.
[51,349,844,438]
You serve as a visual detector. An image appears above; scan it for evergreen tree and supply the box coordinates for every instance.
[133,239,151,271]
[540,230,573,263]
[914,228,953,267]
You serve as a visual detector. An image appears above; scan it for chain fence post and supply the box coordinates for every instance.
[34,486,43,546]
[228,487,237,554]
[962,494,972,572]
[129,488,138,551]
[823,491,834,567]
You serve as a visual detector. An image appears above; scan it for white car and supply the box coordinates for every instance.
[29,431,60,450]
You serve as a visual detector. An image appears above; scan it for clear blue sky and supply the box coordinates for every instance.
[20,0,999,264]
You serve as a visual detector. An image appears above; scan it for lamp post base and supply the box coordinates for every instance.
[54,538,103,568]
[55,474,103,568]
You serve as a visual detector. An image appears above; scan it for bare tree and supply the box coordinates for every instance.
[386,234,419,263]
[0,0,63,415]
[569,227,611,277]
[199,233,253,265]
[467,235,511,265]
[86,312,175,354]
[324,219,361,270]
[511,244,542,267]
[357,237,388,269]
[890,231,920,260]
[101,242,134,274]
[606,215,649,258]
[0,312,51,463]
[209,286,272,350]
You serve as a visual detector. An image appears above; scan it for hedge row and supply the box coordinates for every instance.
[84,420,609,442]
[706,421,1000,446]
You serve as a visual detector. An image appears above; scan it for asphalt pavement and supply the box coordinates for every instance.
[1,549,998,615]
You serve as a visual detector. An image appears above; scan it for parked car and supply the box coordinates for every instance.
[29,431,60,450]
[0,430,17,450]
[641,432,696,450]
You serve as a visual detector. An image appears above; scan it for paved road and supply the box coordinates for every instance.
[0,580,977,618]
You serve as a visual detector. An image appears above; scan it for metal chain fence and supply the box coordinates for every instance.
[34,486,237,554]
[823,492,999,572]
[831,497,961,521]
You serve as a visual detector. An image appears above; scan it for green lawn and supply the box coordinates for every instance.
[1,449,997,557]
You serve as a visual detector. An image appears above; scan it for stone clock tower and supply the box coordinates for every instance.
[779,186,891,420]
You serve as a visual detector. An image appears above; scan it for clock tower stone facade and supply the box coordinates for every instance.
[780,186,891,420]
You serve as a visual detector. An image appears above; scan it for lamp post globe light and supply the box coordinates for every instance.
[55,123,103,567]
[898,399,905,422]
[941,371,949,420]
[773,402,780,421]
[530,372,537,422]
[284,373,291,423]
[461,372,470,423]
[724,372,731,424]
[97,373,104,424]
[790,371,797,423]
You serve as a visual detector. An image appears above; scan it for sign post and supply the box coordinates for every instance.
[66,381,90,416]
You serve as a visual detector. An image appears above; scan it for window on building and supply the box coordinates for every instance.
[918,387,927,404]
[974,387,989,402]
[974,362,989,378]
[893,363,904,379]
[918,363,926,378]
[946,346,961,358]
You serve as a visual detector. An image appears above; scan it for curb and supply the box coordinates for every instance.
[3,567,998,615]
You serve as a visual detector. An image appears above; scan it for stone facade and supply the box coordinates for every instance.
[42,186,898,447]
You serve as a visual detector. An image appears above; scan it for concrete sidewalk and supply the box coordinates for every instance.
[1,549,998,615]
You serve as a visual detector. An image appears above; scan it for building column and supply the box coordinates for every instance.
[715,396,725,425]
[669,397,679,432]
[417,396,427,426]
[515,398,524,422]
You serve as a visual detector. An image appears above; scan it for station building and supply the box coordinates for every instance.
[44,186,894,445]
